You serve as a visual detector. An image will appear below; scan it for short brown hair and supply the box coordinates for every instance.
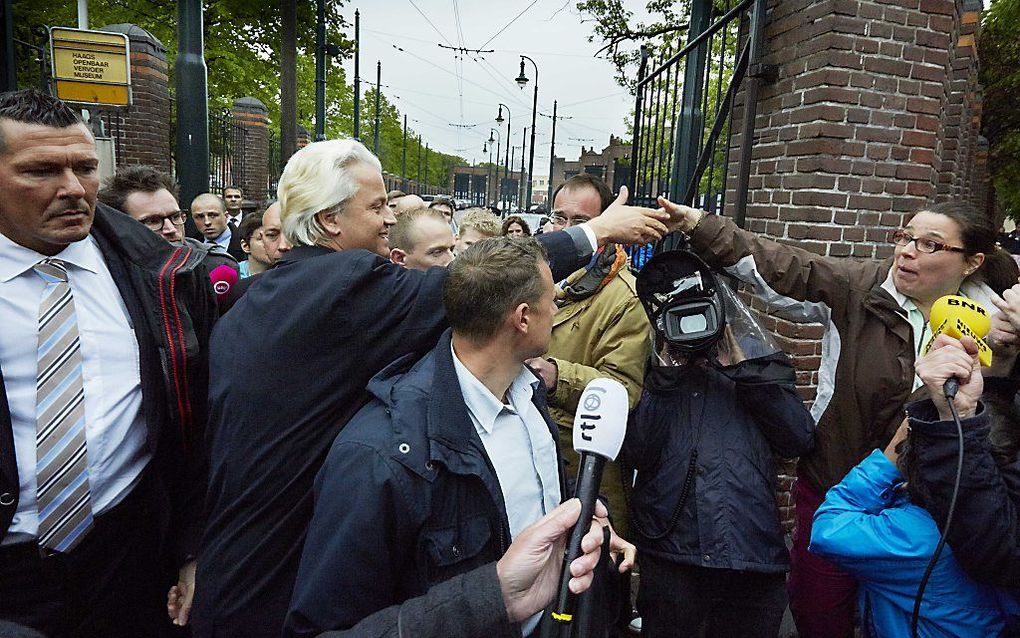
[443,236,548,342]
[98,165,179,215]
[551,173,614,213]
[457,208,501,238]
[389,207,447,252]
[238,212,264,244]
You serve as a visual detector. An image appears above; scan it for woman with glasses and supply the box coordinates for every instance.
[656,197,1017,638]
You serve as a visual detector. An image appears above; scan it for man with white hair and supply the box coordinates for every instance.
[190,138,679,638]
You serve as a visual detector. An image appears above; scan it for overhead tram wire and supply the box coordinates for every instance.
[361,27,595,59]
[478,0,541,49]
[407,0,456,47]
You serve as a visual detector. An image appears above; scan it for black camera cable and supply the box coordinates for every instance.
[910,377,965,638]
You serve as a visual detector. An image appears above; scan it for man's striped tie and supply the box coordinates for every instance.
[33,259,93,552]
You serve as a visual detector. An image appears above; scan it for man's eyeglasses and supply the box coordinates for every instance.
[890,230,966,254]
[139,210,188,231]
[550,213,590,228]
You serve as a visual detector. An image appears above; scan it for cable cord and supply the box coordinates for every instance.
[910,392,965,638]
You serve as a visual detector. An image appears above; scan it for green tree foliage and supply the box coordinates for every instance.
[980,0,1020,220]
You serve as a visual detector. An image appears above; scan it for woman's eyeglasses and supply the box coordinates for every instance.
[889,230,966,255]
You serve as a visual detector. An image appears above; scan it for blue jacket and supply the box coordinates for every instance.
[810,448,1019,637]
[284,330,567,638]
[624,353,814,572]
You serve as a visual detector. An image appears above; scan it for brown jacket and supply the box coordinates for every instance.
[688,214,929,492]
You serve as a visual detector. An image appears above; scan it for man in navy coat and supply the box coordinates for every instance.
[191,138,674,637]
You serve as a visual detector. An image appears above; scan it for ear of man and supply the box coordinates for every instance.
[389,248,407,266]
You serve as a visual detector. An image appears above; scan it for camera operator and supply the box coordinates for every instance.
[809,334,1020,636]
[624,250,814,638]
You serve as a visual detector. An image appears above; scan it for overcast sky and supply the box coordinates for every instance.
[337,1,639,177]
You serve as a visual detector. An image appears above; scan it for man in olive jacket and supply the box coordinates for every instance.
[528,175,650,537]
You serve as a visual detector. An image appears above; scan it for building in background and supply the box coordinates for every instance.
[550,135,631,195]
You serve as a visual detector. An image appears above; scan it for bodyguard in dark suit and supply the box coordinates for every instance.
[192,138,674,638]
[191,192,246,262]
[0,90,217,637]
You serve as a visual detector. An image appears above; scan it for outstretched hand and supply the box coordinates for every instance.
[586,186,671,246]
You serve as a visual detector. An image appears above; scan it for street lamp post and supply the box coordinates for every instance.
[488,128,500,206]
[495,103,511,210]
[515,55,539,208]
[519,127,528,210]
[401,114,408,190]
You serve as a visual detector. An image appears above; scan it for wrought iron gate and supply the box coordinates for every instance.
[628,0,771,268]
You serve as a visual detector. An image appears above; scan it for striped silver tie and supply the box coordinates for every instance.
[33,259,93,552]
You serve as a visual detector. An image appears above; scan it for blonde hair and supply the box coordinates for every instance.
[278,138,382,247]
[457,208,501,238]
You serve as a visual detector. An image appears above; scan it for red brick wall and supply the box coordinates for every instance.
[231,97,270,204]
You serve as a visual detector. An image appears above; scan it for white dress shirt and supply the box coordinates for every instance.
[227,212,243,228]
[0,232,150,544]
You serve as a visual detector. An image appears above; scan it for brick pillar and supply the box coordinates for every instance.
[231,97,269,203]
[99,24,170,173]
[296,125,311,149]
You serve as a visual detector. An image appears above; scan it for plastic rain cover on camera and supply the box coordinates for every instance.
[636,249,781,366]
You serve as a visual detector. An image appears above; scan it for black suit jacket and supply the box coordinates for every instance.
[192,229,595,638]
[0,205,218,565]
[223,222,247,262]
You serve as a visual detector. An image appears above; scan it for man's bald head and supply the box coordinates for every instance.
[191,192,228,240]
[261,201,291,263]
[393,194,426,215]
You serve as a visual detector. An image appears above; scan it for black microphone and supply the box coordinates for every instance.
[550,378,628,632]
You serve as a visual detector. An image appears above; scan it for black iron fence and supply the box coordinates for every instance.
[208,107,248,193]
[267,130,282,200]
[627,0,769,269]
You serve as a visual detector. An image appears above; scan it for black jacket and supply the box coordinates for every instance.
[909,395,1020,590]
[285,330,566,637]
[0,203,217,564]
[192,228,595,638]
[624,354,814,572]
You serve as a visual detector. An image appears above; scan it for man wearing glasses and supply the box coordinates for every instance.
[98,166,238,273]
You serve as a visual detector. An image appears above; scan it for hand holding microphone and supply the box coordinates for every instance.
[916,334,982,421]
[551,378,630,630]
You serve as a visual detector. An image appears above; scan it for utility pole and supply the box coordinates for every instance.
[401,114,408,190]
[519,129,528,210]
[416,134,422,188]
[280,0,297,160]
[175,0,209,220]
[2,0,16,91]
[353,9,360,140]
[541,101,571,204]
[314,0,325,140]
[373,61,381,155]
[509,144,515,213]
[424,143,429,189]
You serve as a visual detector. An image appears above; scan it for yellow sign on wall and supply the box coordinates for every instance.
[50,27,131,107]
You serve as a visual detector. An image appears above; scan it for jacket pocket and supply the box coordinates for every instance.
[421,513,494,583]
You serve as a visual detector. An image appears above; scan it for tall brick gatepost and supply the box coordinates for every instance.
[720,0,988,529]
[98,24,171,173]
[231,97,270,204]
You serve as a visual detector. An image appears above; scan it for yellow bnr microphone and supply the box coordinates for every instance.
[922,295,993,367]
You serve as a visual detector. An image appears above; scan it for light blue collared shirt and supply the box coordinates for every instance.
[451,344,562,539]
[0,232,150,544]
[211,224,233,251]
[451,343,561,636]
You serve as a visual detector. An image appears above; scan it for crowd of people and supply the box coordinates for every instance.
[3,86,1020,638]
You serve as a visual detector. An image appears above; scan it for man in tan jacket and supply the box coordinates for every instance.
[527,174,650,537]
